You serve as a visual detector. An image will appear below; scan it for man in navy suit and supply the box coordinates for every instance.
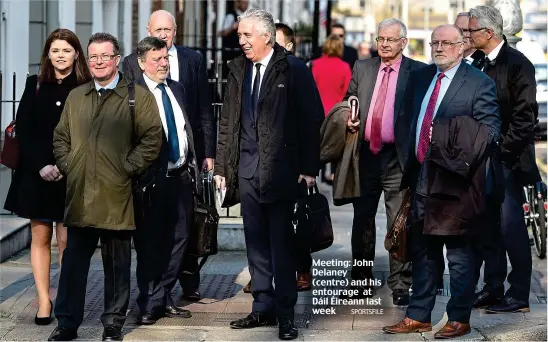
[123,10,215,301]
[382,24,500,339]
[132,36,202,325]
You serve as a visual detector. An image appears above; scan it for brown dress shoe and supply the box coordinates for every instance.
[382,317,432,334]
[297,271,312,291]
[434,321,471,339]
[243,280,252,293]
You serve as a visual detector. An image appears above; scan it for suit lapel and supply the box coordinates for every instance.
[436,62,467,118]
[359,58,380,127]
[393,56,410,127]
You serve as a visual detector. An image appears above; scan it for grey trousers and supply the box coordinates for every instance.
[351,143,412,292]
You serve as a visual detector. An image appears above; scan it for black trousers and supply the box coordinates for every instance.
[239,175,297,318]
[179,256,201,292]
[351,143,411,291]
[406,194,475,323]
[54,227,132,330]
[134,169,194,313]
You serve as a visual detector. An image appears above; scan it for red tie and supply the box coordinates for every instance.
[369,66,392,154]
[417,72,445,163]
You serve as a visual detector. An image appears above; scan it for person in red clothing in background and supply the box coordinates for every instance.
[311,34,352,183]
[311,34,352,117]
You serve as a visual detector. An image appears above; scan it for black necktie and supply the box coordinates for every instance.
[98,88,106,97]
[251,63,262,120]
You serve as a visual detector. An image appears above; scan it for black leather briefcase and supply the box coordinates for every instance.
[188,172,219,260]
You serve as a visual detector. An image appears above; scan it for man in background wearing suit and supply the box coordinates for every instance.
[123,10,216,302]
[345,18,425,306]
[454,12,485,68]
[383,24,500,338]
[468,5,539,313]
[132,36,200,325]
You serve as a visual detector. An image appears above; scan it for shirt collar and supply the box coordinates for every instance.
[254,48,274,68]
[143,73,167,92]
[380,55,403,73]
[464,55,474,64]
[487,40,504,61]
[168,44,177,57]
[436,61,460,80]
[94,72,119,91]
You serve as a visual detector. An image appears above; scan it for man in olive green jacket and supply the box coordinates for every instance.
[48,33,162,342]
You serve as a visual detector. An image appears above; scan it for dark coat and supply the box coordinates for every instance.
[214,44,324,205]
[4,73,79,221]
[402,62,501,192]
[320,102,360,204]
[134,78,199,190]
[345,56,427,169]
[122,45,216,162]
[487,42,540,185]
[424,116,490,236]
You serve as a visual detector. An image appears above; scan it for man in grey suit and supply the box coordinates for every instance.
[382,24,500,338]
[345,18,425,306]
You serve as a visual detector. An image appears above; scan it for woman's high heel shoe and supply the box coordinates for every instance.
[34,300,54,325]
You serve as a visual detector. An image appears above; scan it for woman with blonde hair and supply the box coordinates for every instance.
[5,28,91,325]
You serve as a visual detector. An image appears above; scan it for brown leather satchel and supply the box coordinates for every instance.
[384,188,411,263]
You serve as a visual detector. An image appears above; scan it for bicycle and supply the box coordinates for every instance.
[523,181,547,259]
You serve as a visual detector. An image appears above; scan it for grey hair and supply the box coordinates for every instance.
[377,18,407,38]
[469,6,503,39]
[238,8,276,46]
[432,24,464,42]
[136,36,167,60]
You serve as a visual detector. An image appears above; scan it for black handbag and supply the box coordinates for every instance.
[188,172,219,267]
[294,182,333,253]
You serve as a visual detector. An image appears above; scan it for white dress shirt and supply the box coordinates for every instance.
[464,55,474,65]
[482,40,504,71]
[95,73,119,91]
[251,48,274,95]
[143,74,188,169]
[415,63,460,155]
[168,45,180,82]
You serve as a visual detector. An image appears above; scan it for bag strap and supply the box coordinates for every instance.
[127,82,136,145]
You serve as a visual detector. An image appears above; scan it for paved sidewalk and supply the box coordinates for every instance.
[0,183,546,341]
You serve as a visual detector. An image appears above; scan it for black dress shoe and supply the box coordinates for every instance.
[230,312,277,329]
[278,316,298,340]
[35,300,54,326]
[102,325,123,341]
[485,296,530,313]
[182,289,201,301]
[48,326,77,341]
[392,290,410,306]
[473,290,503,309]
[166,305,192,318]
[139,310,165,325]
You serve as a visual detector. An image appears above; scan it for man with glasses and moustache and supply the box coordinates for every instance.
[344,18,425,306]
[48,33,162,341]
[382,24,500,338]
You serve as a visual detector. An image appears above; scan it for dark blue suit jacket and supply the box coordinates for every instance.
[401,61,501,189]
[123,45,215,162]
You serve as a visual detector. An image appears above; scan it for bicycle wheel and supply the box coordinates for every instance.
[532,194,547,259]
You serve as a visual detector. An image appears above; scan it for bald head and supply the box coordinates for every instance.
[147,10,177,49]
[430,25,464,71]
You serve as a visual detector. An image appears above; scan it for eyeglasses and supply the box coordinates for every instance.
[88,54,119,62]
[469,27,488,33]
[429,40,463,48]
[376,37,404,44]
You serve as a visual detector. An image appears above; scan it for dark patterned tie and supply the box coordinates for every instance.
[417,72,445,163]
[157,83,180,163]
[251,63,262,121]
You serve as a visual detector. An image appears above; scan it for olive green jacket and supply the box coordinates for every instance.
[53,75,162,230]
